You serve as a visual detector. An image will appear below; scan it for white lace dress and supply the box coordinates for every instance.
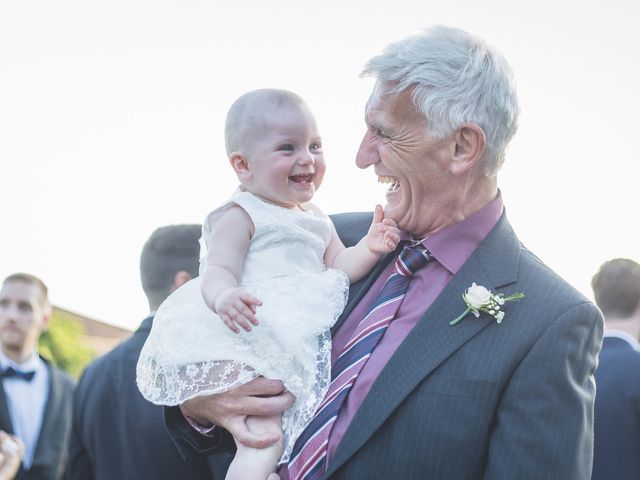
[137,190,349,462]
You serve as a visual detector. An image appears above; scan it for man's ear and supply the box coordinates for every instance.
[171,271,192,292]
[40,305,52,332]
[450,124,486,175]
[229,152,251,181]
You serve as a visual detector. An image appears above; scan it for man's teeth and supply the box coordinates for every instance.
[378,175,400,192]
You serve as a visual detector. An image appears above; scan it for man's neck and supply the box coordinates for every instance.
[439,181,498,230]
[605,317,640,341]
[1,346,34,365]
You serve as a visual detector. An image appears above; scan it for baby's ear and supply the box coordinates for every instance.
[229,152,251,179]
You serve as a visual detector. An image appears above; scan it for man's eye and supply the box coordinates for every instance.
[279,144,294,152]
[18,302,32,312]
[369,125,387,138]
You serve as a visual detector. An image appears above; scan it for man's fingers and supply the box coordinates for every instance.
[238,377,287,396]
[242,392,295,416]
[227,417,280,449]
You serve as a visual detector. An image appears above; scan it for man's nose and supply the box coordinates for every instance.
[355,134,378,169]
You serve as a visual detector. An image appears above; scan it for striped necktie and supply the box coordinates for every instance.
[287,241,433,480]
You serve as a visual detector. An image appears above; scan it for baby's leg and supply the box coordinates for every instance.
[225,414,284,480]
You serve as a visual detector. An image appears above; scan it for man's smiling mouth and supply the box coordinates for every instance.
[378,175,400,192]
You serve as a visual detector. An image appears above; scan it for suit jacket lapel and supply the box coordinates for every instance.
[30,360,59,470]
[326,213,521,476]
[0,382,13,434]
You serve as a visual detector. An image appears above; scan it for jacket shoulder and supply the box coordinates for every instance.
[48,362,76,392]
[518,243,594,308]
[78,332,139,385]
[329,211,372,247]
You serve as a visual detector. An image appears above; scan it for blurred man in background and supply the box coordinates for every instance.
[66,225,231,480]
[0,273,74,480]
[592,258,640,480]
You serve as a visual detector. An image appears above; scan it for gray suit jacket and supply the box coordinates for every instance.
[167,211,603,479]
[0,359,74,480]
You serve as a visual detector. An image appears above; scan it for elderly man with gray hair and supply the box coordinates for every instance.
[166,25,603,479]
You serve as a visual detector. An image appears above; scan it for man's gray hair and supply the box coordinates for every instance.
[362,25,519,177]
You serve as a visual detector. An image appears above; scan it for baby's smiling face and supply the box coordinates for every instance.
[233,103,326,210]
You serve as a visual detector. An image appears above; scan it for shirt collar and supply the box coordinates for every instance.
[419,192,504,274]
[604,329,640,352]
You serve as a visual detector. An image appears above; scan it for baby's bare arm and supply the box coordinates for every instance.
[324,205,400,283]
[201,206,262,333]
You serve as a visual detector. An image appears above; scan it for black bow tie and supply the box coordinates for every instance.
[3,366,36,382]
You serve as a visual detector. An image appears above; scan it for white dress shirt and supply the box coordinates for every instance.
[0,350,50,469]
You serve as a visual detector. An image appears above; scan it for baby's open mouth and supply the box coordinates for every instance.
[378,175,400,193]
[290,173,314,184]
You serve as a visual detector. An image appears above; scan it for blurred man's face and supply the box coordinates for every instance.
[0,281,49,357]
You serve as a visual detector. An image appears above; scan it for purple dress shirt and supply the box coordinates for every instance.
[279,194,503,478]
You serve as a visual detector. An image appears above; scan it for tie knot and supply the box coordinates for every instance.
[3,366,35,382]
[395,242,433,277]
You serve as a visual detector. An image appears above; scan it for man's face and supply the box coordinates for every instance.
[0,281,49,355]
[355,84,455,238]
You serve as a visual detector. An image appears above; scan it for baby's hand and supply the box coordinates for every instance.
[367,204,401,254]
[214,288,263,333]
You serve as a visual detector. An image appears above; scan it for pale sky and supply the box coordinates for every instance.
[1,0,638,331]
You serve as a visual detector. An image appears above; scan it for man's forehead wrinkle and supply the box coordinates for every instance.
[366,102,391,132]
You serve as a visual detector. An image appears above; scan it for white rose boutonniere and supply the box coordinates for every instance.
[449,282,524,326]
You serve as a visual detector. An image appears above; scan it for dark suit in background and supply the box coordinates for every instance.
[591,258,640,480]
[66,315,232,480]
[66,224,231,480]
[1,360,74,480]
[592,335,640,480]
